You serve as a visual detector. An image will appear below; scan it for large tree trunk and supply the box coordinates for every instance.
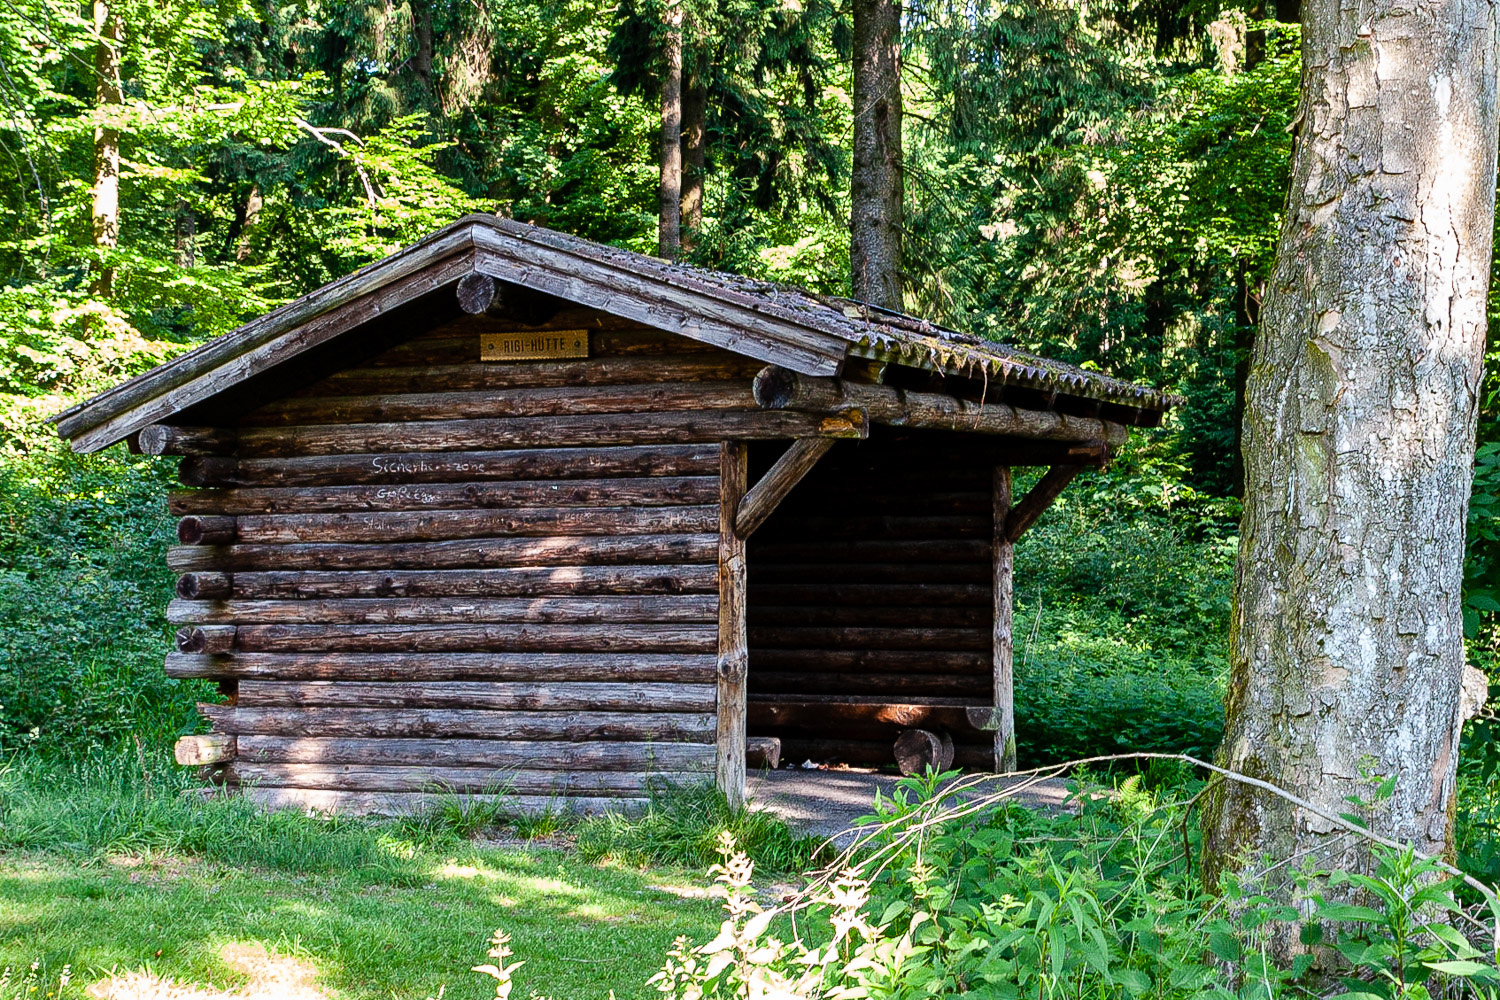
[680,74,706,252]
[657,1,683,261]
[1203,0,1498,899]
[850,0,902,311]
[90,0,122,299]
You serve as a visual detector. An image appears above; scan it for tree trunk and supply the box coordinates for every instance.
[850,0,902,311]
[657,1,683,261]
[1203,0,1498,903]
[680,74,706,252]
[90,0,122,299]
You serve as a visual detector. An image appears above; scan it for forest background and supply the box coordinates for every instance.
[0,0,1496,871]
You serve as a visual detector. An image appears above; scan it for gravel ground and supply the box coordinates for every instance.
[746,769,1073,846]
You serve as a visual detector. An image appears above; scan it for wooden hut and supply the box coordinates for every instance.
[52,215,1174,814]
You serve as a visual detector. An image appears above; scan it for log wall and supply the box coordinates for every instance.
[167,308,784,812]
[746,435,996,769]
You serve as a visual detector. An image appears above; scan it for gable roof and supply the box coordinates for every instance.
[52,214,1174,452]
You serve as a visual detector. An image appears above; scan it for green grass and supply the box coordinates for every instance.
[0,751,774,999]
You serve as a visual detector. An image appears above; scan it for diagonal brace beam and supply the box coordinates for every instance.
[1004,464,1084,543]
[734,437,837,539]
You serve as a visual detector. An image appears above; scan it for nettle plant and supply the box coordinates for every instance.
[480,767,1500,1000]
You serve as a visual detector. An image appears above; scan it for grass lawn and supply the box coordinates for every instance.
[0,840,723,999]
[0,755,808,1000]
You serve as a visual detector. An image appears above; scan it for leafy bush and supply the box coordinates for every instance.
[542,771,1500,1000]
[1010,454,1234,765]
[0,407,204,753]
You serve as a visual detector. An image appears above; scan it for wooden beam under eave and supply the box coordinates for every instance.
[716,442,750,808]
[1005,465,1084,543]
[734,438,837,539]
[753,365,1131,447]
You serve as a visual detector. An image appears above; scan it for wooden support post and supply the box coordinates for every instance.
[717,442,749,808]
[734,438,836,539]
[1005,465,1084,543]
[993,466,1017,773]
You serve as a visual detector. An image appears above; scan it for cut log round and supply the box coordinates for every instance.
[893,728,955,776]
[178,515,236,545]
[176,572,232,600]
[176,625,236,654]
[174,734,236,766]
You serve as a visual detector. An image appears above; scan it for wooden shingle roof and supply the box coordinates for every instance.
[52,214,1174,452]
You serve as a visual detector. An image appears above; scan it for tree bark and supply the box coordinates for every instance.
[680,74,706,250]
[90,0,122,299]
[850,0,902,310]
[658,0,683,261]
[1203,0,1498,901]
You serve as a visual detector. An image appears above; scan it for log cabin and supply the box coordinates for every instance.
[51,215,1175,814]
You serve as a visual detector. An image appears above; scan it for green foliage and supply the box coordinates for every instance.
[1011,451,1235,765]
[602,773,1500,1000]
[0,407,200,753]
[574,783,819,876]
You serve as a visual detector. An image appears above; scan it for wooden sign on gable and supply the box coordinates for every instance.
[480,329,589,361]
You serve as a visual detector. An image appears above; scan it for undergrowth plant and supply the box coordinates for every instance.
[480,766,1500,1000]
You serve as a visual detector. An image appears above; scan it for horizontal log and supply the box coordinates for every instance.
[168,476,718,516]
[177,624,236,654]
[203,704,716,741]
[165,652,717,683]
[191,623,717,653]
[236,680,716,713]
[228,763,671,795]
[239,381,755,427]
[747,540,990,563]
[235,736,716,771]
[241,787,649,816]
[191,565,717,600]
[361,327,720,366]
[174,733,236,765]
[753,365,1130,445]
[747,562,992,585]
[226,410,864,459]
[751,671,990,697]
[140,425,237,456]
[168,595,717,626]
[217,505,717,545]
[179,444,719,488]
[749,699,988,737]
[748,649,989,674]
[775,739,990,770]
[770,491,990,516]
[178,515,236,546]
[747,626,992,650]
[166,534,718,572]
[305,355,762,395]
[747,605,991,628]
[748,583,990,606]
[751,514,989,540]
[177,572,233,600]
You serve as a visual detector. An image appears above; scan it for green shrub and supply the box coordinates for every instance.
[595,771,1500,1000]
[0,409,205,753]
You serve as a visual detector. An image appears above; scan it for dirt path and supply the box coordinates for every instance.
[747,769,1073,845]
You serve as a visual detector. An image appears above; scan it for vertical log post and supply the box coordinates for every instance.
[717,442,749,807]
[993,466,1017,772]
